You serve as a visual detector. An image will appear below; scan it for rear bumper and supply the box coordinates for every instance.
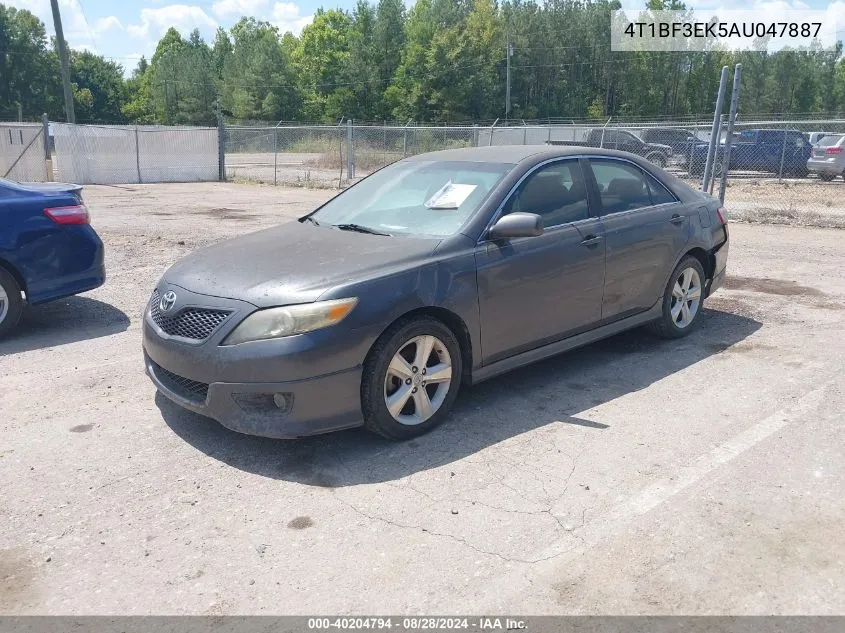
[26,227,106,304]
[145,352,364,438]
[708,227,729,296]
[807,158,843,176]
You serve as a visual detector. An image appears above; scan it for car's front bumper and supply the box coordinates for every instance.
[142,283,372,438]
[145,351,363,438]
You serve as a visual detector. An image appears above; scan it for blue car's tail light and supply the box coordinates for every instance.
[44,205,89,225]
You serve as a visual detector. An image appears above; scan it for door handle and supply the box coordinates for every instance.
[670,214,684,225]
[581,235,603,247]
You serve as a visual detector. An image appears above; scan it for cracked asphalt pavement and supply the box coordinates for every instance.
[1,183,844,614]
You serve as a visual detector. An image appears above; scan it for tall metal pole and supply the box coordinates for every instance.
[505,40,513,122]
[216,99,225,182]
[701,65,729,193]
[49,0,75,124]
[346,119,354,179]
[42,113,54,181]
[718,64,741,204]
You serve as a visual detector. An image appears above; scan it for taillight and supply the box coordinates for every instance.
[44,205,89,225]
[826,146,842,155]
[716,207,727,225]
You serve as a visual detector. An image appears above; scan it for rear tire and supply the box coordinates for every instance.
[0,268,24,339]
[361,316,463,440]
[646,256,706,339]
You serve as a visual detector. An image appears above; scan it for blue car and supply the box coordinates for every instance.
[0,177,105,338]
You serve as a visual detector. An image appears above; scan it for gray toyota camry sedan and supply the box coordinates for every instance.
[143,146,729,440]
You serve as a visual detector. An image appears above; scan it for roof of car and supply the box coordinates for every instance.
[405,144,634,164]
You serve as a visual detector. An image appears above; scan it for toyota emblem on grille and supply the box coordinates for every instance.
[159,290,177,313]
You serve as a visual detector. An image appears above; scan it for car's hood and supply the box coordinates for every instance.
[163,221,441,307]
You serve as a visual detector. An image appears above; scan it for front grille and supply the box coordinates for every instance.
[149,360,209,403]
[149,289,231,341]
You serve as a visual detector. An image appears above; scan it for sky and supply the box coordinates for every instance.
[4,0,844,77]
[5,0,317,75]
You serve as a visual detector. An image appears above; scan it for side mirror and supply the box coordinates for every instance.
[488,212,544,240]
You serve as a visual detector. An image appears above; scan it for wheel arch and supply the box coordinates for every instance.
[683,246,715,281]
[657,245,714,304]
[366,306,475,386]
[0,257,27,297]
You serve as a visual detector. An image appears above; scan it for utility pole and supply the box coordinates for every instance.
[505,39,513,122]
[49,0,75,123]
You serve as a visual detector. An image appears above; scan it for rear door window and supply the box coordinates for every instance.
[589,159,654,214]
[645,172,678,205]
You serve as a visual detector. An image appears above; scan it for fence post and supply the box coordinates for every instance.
[778,128,788,182]
[216,99,225,182]
[718,64,742,203]
[600,117,612,148]
[346,119,354,179]
[134,126,142,184]
[273,125,278,186]
[689,124,698,174]
[702,66,729,193]
[489,118,499,146]
[41,113,53,181]
[403,119,412,157]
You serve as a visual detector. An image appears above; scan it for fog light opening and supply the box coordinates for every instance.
[232,392,293,415]
[273,392,293,413]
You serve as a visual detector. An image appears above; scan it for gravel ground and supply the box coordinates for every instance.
[1,182,844,614]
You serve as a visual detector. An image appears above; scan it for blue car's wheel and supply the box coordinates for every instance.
[0,268,24,339]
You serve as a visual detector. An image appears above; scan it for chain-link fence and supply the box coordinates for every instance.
[224,123,478,186]
[225,124,346,187]
[1,123,46,182]
[51,123,218,185]
[557,119,845,225]
[3,116,844,226]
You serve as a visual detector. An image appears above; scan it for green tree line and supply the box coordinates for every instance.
[2,0,844,125]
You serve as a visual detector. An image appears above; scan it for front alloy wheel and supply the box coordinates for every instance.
[384,335,453,425]
[362,316,462,439]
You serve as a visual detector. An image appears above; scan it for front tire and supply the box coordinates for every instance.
[0,268,24,339]
[647,256,706,339]
[361,316,463,440]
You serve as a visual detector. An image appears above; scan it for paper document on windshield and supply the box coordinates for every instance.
[424,181,477,209]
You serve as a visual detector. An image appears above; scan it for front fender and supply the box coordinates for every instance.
[317,249,483,372]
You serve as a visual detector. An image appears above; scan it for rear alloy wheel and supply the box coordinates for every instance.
[0,268,24,339]
[647,256,706,339]
[362,316,462,440]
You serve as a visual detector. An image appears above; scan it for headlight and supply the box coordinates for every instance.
[222,298,358,345]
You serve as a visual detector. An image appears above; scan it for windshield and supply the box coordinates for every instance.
[309,160,513,238]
